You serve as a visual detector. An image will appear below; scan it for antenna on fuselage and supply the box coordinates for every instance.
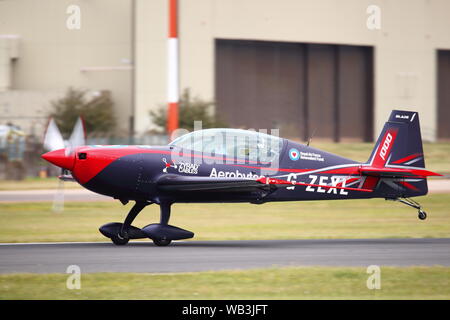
[306,128,317,147]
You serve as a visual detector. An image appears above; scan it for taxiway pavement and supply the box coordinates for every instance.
[1,238,449,274]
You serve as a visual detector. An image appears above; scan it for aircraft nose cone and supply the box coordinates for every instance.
[41,149,75,170]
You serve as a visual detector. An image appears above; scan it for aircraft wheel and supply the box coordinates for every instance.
[111,234,129,245]
[153,238,172,246]
[418,210,427,221]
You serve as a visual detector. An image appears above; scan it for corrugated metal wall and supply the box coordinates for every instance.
[215,39,373,142]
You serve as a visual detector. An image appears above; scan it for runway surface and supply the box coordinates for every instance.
[0,189,111,202]
[1,238,449,274]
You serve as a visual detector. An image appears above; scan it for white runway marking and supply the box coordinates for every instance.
[0,241,112,246]
[0,240,186,246]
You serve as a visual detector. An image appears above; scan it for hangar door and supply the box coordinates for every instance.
[438,50,450,140]
[215,39,373,142]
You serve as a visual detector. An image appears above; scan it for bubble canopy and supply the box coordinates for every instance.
[169,128,283,163]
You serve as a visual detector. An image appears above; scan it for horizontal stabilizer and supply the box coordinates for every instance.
[359,166,441,178]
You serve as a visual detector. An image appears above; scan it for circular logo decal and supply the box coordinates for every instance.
[289,148,300,161]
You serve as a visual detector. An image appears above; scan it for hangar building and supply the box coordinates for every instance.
[1,0,449,142]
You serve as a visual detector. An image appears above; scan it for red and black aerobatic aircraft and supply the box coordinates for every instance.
[42,110,441,246]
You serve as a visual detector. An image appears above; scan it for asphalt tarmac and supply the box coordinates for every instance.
[0,189,112,202]
[1,238,449,274]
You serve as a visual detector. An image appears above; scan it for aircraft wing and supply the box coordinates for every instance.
[156,174,272,193]
[156,174,373,193]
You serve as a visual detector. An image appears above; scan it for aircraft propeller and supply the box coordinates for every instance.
[42,117,86,212]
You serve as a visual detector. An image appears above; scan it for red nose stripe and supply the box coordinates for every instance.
[41,149,75,170]
[72,147,173,184]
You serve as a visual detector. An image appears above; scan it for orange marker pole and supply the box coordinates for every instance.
[167,0,179,139]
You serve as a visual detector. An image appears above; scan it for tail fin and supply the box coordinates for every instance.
[368,110,424,168]
[364,110,440,197]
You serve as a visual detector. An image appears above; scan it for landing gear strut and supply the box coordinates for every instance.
[99,199,194,246]
[153,201,172,246]
[388,197,427,220]
[112,201,150,245]
[141,200,194,246]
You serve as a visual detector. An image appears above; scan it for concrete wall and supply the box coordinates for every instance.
[0,0,133,135]
[134,0,167,135]
[135,0,450,141]
[0,90,63,135]
[1,0,449,141]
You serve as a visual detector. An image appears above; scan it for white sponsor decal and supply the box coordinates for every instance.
[379,133,393,160]
[286,173,297,190]
[178,162,200,175]
[210,168,262,179]
[395,114,409,120]
[162,158,199,174]
[162,158,177,173]
[290,174,349,195]
[300,152,324,162]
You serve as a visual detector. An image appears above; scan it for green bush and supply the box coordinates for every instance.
[150,89,227,133]
[49,88,117,137]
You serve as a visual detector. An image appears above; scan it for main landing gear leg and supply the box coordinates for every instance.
[389,197,427,220]
[138,200,194,246]
[112,201,149,245]
[100,200,193,246]
[153,201,172,246]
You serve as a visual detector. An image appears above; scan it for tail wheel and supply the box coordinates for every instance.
[153,239,172,246]
[111,234,129,245]
[391,198,428,221]
[418,210,427,220]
